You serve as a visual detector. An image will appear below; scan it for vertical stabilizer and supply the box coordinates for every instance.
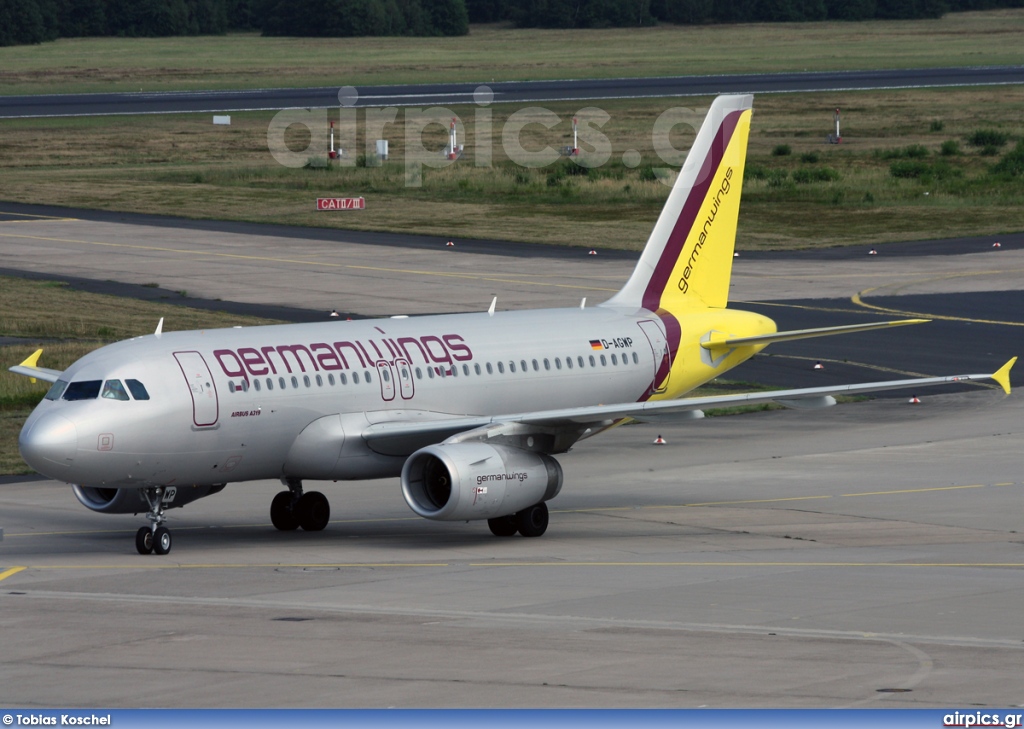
[604,95,753,313]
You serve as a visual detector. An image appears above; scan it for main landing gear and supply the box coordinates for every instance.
[270,478,330,532]
[487,502,549,538]
[135,486,172,555]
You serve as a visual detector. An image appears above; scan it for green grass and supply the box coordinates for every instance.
[1,11,1024,94]
[1,87,1021,250]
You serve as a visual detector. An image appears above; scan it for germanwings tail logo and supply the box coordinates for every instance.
[604,95,753,314]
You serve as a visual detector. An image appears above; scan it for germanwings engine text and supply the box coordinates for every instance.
[213,333,472,381]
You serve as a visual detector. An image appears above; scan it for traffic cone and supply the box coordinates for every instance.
[446,240,455,247]
[909,395,920,404]
[993,242,1001,249]
[868,249,878,256]
[588,249,597,256]
[653,435,666,445]
[813,361,824,370]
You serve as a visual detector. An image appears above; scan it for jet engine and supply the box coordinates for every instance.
[401,443,562,521]
[72,483,226,514]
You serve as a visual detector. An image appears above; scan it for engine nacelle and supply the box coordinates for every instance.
[72,483,226,514]
[401,443,562,522]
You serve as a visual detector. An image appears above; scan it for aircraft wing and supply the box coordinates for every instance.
[362,358,1016,452]
[8,349,62,384]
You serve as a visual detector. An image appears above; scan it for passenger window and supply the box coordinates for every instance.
[63,380,102,401]
[328,373,335,385]
[228,382,236,393]
[578,356,584,368]
[555,358,562,370]
[126,379,150,400]
[45,380,68,401]
[266,378,274,391]
[450,366,457,378]
[303,375,311,387]
[589,355,596,367]
[497,362,505,374]
[365,371,372,383]
[566,357,573,369]
[521,360,527,372]
[316,375,323,386]
[382,369,390,382]
[532,359,539,371]
[463,364,470,376]
[611,354,618,365]
[486,363,493,375]
[340,373,348,385]
[474,363,481,375]
[291,376,299,388]
[509,361,516,373]
[279,377,286,389]
[600,355,607,366]
[353,372,360,384]
[415,368,422,380]
[428,368,435,379]
[254,379,261,392]
[632,352,639,364]
[544,359,550,371]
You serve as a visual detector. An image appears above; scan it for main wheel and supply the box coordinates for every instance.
[135,527,154,555]
[516,502,549,538]
[488,515,519,537]
[297,491,330,532]
[153,526,172,555]
[271,491,300,531]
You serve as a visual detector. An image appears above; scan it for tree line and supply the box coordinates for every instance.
[1,0,1019,46]
[0,0,468,44]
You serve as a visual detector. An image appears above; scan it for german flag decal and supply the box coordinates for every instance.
[589,340,604,350]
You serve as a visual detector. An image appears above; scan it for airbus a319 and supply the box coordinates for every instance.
[10,95,1015,555]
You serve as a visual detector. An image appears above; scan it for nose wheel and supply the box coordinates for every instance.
[135,486,173,555]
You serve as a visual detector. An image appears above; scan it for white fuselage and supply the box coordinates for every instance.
[20,304,679,490]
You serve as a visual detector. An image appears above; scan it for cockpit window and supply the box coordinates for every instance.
[126,379,150,400]
[101,380,130,401]
[63,380,102,401]
[45,380,68,401]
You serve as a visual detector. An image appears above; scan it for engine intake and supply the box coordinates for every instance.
[401,443,562,521]
[72,483,226,514]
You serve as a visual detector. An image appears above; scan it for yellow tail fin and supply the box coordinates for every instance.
[605,95,753,313]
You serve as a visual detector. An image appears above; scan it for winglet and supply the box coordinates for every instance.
[155,317,164,338]
[20,349,43,369]
[992,356,1016,395]
[19,349,44,384]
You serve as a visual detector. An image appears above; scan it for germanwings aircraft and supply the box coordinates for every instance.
[11,95,1015,556]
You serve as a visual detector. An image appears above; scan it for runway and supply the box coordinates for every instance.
[1,209,1023,707]
[2,66,1023,118]
[2,392,1022,706]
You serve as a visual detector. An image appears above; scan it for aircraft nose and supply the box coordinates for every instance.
[19,412,78,474]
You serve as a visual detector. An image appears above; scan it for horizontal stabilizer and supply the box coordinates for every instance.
[8,349,62,384]
[701,319,929,350]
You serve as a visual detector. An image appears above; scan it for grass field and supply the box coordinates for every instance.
[1,11,1023,95]
[1,87,1021,249]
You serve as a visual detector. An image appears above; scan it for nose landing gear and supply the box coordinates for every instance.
[135,486,172,555]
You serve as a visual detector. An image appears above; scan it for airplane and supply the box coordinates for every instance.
[9,94,1015,556]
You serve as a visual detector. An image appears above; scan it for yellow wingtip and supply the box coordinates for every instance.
[19,348,43,368]
[992,356,1016,395]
